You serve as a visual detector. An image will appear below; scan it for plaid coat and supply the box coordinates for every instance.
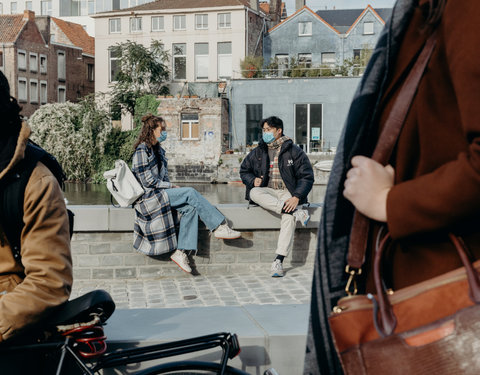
[131,143,177,255]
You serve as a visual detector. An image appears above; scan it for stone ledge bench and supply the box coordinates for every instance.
[69,203,322,280]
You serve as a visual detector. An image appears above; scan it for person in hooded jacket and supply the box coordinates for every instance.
[240,116,314,277]
[0,71,73,371]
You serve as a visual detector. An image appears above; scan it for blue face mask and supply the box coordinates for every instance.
[262,131,275,144]
[157,130,167,143]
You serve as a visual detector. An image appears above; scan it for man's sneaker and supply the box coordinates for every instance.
[271,259,284,277]
[214,223,241,239]
[293,208,310,227]
[170,250,192,273]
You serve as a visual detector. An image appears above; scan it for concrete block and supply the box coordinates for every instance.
[109,208,135,231]
[115,268,137,278]
[100,255,124,267]
[71,243,89,254]
[111,242,135,254]
[92,268,114,279]
[73,268,91,280]
[213,253,235,263]
[89,243,111,254]
[77,255,101,267]
[236,252,260,263]
[124,255,147,266]
[70,205,109,231]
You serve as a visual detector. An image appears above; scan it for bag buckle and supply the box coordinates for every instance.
[345,265,362,296]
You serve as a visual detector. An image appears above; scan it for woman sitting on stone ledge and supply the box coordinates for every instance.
[131,114,241,274]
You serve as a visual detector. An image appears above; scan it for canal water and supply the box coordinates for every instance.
[64,182,326,205]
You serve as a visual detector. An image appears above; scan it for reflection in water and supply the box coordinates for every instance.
[64,182,326,205]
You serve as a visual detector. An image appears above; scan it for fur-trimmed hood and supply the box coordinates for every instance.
[0,122,30,180]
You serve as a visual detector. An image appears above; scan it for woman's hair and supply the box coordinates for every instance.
[0,71,22,137]
[133,114,165,150]
[424,0,446,27]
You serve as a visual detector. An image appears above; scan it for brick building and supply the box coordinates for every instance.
[0,10,94,117]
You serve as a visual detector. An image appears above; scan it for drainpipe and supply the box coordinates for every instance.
[245,8,249,57]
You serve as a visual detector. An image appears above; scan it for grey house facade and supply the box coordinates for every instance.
[229,76,361,153]
[263,5,392,71]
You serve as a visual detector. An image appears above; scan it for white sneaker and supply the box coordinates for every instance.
[170,250,192,273]
[271,259,284,277]
[214,223,241,239]
[293,208,310,227]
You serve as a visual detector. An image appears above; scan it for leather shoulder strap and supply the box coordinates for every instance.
[347,30,438,270]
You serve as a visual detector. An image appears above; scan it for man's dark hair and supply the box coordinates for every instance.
[260,116,283,135]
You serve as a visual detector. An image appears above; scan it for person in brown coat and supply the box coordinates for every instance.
[305,0,480,373]
[0,71,73,344]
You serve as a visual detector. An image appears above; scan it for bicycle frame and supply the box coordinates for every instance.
[1,331,241,375]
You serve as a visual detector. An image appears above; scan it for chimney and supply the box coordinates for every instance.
[23,10,35,22]
[295,0,306,11]
[269,0,282,24]
[250,0,259,11]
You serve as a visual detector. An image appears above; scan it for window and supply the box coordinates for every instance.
[10,1,16,14]
[57,51,66,80]
[130,17,142,32]
[109,18,121,33]
[172,43,186,80]
[18,78,27,102]
[217,42,232,80]
[195,14,208,29]
[363,21,374,35]
[353,49,361,61]
[40,54,47,74]
[173,15,186,30]
[41,0,52,15]
[295,103,323,153]
[58,86,66,103]
[181,113,199,140]
[0,51,3,69]
[298,21,312,36]
[88,0,94,14]
[321,52,336,67]
[217,13,231,28]
[25,1,32,10]
[151,16,164,31]
[40,80,47,104]
[29,79,38,103]
[298,53,312,68]
[18,50,26,70]
[275,54,289,77]
[194,43,208,80]
[29,52,38,72]
[87,63,94,81]
[246,104,262,145]
[109,48,121,82]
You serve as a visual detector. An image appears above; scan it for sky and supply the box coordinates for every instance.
[283,0,397,15]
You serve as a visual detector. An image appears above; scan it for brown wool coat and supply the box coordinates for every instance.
[365,0,480,291]
[0,124,73,341]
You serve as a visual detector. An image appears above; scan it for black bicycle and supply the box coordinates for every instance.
[0,290,255,375]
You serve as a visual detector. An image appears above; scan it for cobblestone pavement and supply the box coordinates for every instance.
[71,266,314,309]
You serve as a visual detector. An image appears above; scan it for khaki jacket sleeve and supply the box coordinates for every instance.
[0,163,73,341]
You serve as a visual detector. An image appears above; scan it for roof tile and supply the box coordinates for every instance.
[0,15,26,43]
[99,0,251,13]
[52,17,95,55]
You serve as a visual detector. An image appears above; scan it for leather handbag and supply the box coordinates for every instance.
[103,159,144,207]
[330,233,480,375]
[326,28,480,374]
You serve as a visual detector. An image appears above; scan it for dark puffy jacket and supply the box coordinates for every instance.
[240,138,314,204]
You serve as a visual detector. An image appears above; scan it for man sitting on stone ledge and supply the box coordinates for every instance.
[240,116,314,277]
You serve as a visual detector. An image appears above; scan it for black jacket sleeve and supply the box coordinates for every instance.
[292,147,314,201]
[240,151,257,189]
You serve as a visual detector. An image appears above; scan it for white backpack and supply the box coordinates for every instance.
[103,160,144,207]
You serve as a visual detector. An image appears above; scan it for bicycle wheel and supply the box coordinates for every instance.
[134,360,250,375]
